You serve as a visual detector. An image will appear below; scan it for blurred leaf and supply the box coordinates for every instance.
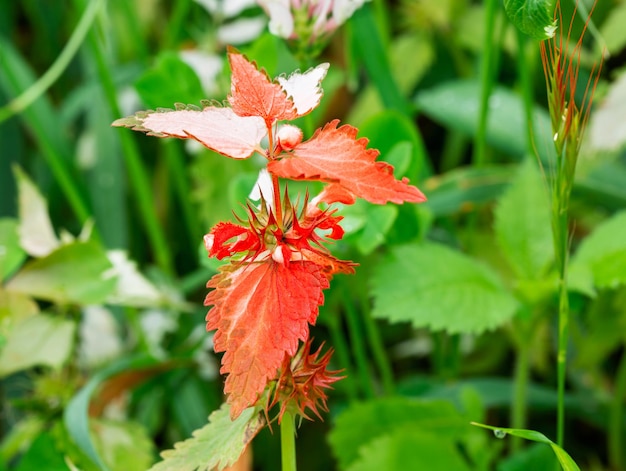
[135,52,206,109]
[354,205,398,255]
[371,243,518,333]
[105,250,163,307]
[576,159,626,209]
[64,355,159,471]
[149,403,264,471]
[498,443,557,471]
[416,80,554,162]
[0,289,39,347]
[494,159,553,280]
[347,33,435,126]
[0,313,76,377]
[14,166,60,257]
[424,165,512,217]
[328,397,468,470]
[6,241,116,305]
[571,211,626,289]
[0,218,26,280]
[503,0,556,40]
[346,427,472,471]
[472,423,580,471]
[91,419,154,471]
[350,5,408,114]
[359,109,431,181]
[598,2,626,56]
[588,71,626,152]
[0,37,90,222]
[0,416,45,464]
[14,431,68,471]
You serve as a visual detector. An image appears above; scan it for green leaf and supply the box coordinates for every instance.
[503,0,557,40]
[494,159,553,280]
[6,241,116,305]
[599,2,626,56]
[415,81,554,162]
[91,420,154,471]
[498,443,557,471]
[14,431,68,471]
[0,290,39,349]
[14,166,60,257]
[149,403,264,471]
[0,218,26,280]
[350,5,408,114]
[424,165,512,217]
[371,243,518,333]
[346,428,472,471]
[0,313,76,377]
[135,52,206,109]
[355,205,398,255]
[571,211,626,289]
[358,109,431,181]
[0,416,45,464]
[472,423,580,471]
[328,397,468,470]
[64,355,159,471]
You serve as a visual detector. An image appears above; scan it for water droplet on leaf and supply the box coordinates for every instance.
[493,429,507,439]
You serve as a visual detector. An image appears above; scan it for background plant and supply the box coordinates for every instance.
[1,0,626,470]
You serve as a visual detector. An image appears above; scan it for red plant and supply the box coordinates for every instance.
[114,47,426,419]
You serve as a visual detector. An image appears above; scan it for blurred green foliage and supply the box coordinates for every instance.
[1,0,626,470]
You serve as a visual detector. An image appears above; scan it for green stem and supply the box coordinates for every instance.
[324,310,359,401]
[163,0,192,50]
[515,28,535,157]
[510,322,531,453]
[609,346,626,470]
[360,303,395,395]
[556,274,569,448]
[0,0,105,125]
[343,295,376,398]
[77,0,174,274]
[473,0,498,167]
[163,141,202,248]
[280,412,297,471]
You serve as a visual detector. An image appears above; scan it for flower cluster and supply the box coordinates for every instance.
[258,0,369,59]
[114,47,425,420]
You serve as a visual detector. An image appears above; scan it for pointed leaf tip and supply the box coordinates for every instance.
[113,106,266,159]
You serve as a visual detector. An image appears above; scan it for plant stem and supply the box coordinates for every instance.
[324,310,359,401]
[473,0,498,167]
[510,323,531,453]
[280,412,297,471]
[77,0,174,274]
[343,295,376,398]
[515,28,535,157]
[609,346,626,470]
[361,303,395,395]
[0,0,105,125]
[556,273,569,447]
[163,141,202,248]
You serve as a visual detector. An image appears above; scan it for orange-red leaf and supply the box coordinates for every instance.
[205,260,330,418]
[268,120,427,205]
[227,49,296,123]
[112,106,265,159]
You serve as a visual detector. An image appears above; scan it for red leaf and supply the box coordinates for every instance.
[205,260,330,418]
[227,49,296,123]
[112,106,265,159]
[268,120,427,205]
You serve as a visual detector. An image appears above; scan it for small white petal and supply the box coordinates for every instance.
[277,63,329,116]
[249,168,275,209]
